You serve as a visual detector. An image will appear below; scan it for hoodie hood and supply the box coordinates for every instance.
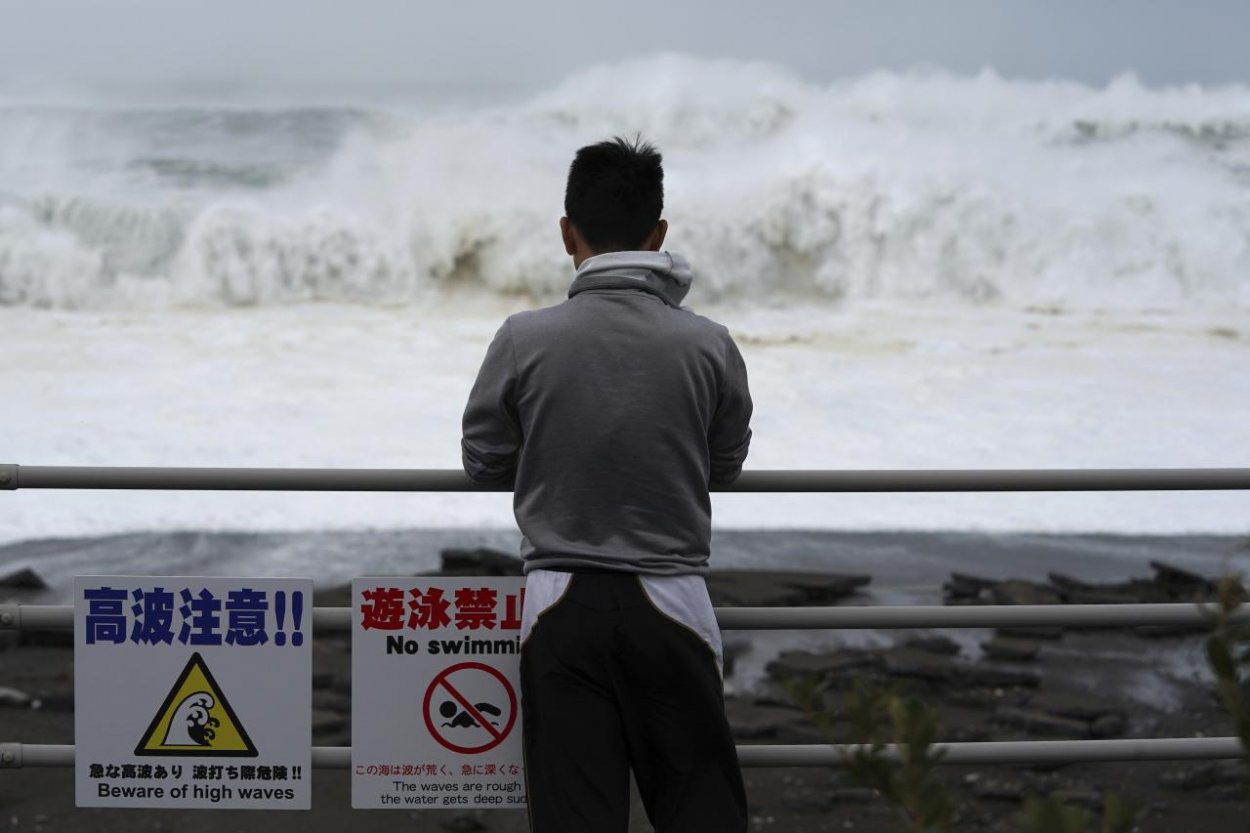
[567,251,693,308]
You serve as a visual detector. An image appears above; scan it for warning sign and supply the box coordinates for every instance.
[351,577,527,810]
[74,576,312,810]
[135,653,258,756]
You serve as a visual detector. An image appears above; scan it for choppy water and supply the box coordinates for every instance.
[2,55,1249,309]
[3,55,1248,540]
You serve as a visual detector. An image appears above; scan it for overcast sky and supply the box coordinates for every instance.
[2,0,1247,95]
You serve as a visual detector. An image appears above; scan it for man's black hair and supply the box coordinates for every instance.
[564,135,664,252]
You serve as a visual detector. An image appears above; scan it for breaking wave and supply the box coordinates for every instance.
[2,54,1249,310]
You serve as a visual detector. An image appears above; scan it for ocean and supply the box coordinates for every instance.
[2,53,1249,546]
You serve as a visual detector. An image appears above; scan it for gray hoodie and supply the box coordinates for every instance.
[461,251,753,575]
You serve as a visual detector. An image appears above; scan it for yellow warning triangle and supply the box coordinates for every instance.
[134,652,258,757]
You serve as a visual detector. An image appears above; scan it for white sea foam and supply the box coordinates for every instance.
[2,301,1247,544]
[1,54,1248,310]
[3,56,1248,544]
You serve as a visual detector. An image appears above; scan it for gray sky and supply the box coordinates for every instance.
[2,0,1247,94]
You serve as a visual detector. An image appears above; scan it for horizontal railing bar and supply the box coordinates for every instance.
[0,738,1241,769]
[712,602,1247,629]
[1,605,72,630]
[737,737,1246,766]
[5,465,1250,492]
[5,466,497,492]
[4,603,1245,632]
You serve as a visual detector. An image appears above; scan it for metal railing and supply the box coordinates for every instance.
[2,464,1248,770]
[3,464,1250,492]
[3,601,1247,634]
[0,737,1242,769]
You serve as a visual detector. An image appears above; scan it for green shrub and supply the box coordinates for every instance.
[1206,573,1250,787]
[782,674,1139,833]
[1017,791,1138,833]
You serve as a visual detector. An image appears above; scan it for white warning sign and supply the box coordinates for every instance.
[74,576,312,809]
[351,577,527,809]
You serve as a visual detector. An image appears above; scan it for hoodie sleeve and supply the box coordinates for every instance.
[708,332,753,487]
[461,320,522,488]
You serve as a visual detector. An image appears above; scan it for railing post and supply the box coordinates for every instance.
[0,743,21,769]
[0,464,16,489]
[0,604,18,630]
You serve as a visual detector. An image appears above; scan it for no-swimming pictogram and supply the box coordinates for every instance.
[134,652,258,757]
[422,662,517,754]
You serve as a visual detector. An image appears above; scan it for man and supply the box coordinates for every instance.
[461,136,752,833]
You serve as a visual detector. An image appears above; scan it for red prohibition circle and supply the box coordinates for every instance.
[422,661,518,754]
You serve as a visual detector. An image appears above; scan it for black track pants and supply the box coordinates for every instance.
[520,572,748,833]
